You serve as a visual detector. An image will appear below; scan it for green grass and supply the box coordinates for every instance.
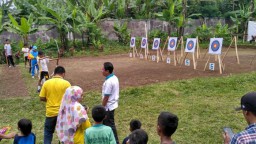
[1,66,256,143]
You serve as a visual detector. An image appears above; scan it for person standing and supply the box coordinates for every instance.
[39,66,71,144]
[101,62,119,143]
[223,92,256,144]
[4,39,15,67]
[21,43,29,68]
[30,46,39,78]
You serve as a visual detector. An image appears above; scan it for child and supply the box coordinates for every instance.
[122,119,141,144]
[85,105,116,144]
[157,112,178,144]
[4,39,15,67]
[37,51,50,92]
[21,43,30,67]
[0,118,36,144]
[29,46,39,78]
[128,129,148,144]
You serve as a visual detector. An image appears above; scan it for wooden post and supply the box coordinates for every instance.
[204,56,211,71]
[196,36,201,59]
[192,53,196,69]
[145,23,148,60]
[218,55,222,74]
[234,36,240,64]
[180,36,184,57]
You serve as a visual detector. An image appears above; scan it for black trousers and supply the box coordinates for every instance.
[103,109,119,144]
[7,55,15,66]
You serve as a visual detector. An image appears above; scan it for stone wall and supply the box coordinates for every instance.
[0,18,226,43]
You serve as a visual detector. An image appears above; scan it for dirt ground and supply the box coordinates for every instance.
[1,47,256,97]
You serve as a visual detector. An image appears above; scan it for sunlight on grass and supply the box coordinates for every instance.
[0,69,256,143]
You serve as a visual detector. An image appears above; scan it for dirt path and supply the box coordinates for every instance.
[1,48,256,97]
[0,66,28,98]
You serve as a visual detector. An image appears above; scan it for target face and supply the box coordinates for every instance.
[141,38,147,49]
[168,37,178,51]
[152,38,160,50]
[185,38,196,53]
[208,38,223,55]
[130,37,136,47]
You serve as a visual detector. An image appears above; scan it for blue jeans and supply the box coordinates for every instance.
[44,116,57,144]
[31,59,39,76]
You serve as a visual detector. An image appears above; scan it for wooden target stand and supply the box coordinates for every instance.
[139,38,149,60]
[149,38,162,63]
[129,45,139,58]
[222,36,240,66]
[161,36,185,65]
[180,39,198,69]
[196,36,201,59]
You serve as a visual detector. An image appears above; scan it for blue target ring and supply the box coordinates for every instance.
[142,39,146,46]
[154,40,159,48]
[211,40,220,52]
[131,39,135,45]
[169,39,176,49]
[187,40,194,50]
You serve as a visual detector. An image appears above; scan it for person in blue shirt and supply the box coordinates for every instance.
[30,46,39,78]
[0,118,36,144]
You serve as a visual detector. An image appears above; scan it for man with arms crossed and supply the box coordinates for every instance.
[102,62,119,143]
[39,66,71,144]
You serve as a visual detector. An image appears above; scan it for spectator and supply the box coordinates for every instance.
[157,112,179,144]
[39,66,71,144]
[223,92,256,144]
[0,118,36,144]
[56,86,91,144]
[85,105,116,144]
[122,119,142,144]
[128,129,148,144]
[101,62,120,143]
[21,43,30,68]
[4,39,15,67]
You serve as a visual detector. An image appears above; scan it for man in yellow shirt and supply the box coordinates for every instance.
[39,66,71,144]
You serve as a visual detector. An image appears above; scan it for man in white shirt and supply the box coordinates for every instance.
[21,43,30,68]
[4,39,15,67]
[102,62,120,144]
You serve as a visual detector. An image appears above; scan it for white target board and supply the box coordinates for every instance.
[209,63,215,71]
[208,38,223,55]
[185,59,190,66]
[152,38,160,50]
[185,38,197,53]
[168,37,178,51]
[166,57,171,64]
[141,37,147,49]
[130,37,136,48]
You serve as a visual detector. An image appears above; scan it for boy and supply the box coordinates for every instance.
[85,105,116,144]
[37,51,50,92]
[30,46,39,78]
[0,118,36,144]
[4,39,15,67]
[21,43,30,68]
[122,119,142,144]
[128,129,148,144]
[157,112,178,144]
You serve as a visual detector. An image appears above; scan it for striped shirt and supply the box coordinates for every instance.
[230,123,256,144]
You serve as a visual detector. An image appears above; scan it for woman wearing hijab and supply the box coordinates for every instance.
[56,86,91,144]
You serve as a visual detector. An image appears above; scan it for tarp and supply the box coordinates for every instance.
[247,21,256,41]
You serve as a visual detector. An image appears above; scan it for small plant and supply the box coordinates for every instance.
[194,23,214,42]
[113,22,130,45]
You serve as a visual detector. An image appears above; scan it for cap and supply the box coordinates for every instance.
[32,46,37,50]
[235,92,256,112]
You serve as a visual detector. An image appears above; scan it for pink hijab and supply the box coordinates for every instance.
[56,86,88,144]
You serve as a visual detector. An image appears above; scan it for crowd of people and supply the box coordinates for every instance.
[1,39,256,144]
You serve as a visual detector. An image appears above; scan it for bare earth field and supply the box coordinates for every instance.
[1,48,256,98]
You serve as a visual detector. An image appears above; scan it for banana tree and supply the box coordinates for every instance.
[5,13,37,44]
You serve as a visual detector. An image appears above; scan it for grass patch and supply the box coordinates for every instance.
[1,69,256,143]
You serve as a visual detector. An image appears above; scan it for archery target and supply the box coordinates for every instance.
[141,37,147,49]
[185,59,190,66]
[166,57,171,64]
[130,37,136,48]
[209,63,215,71]
[168,37,178,51]
[185,38,197,53]
[152,38,160,50]
[208,38,223,55]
